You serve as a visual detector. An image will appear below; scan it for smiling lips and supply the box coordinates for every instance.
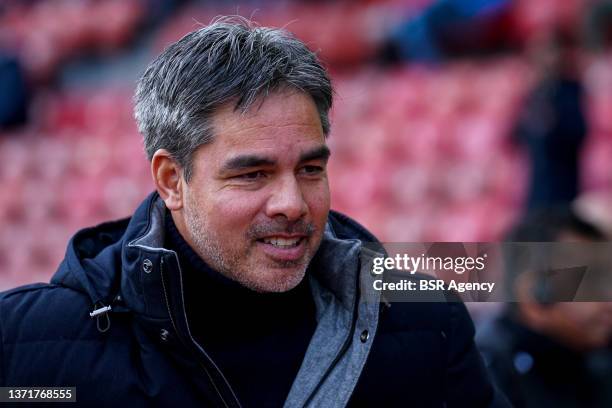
[261,237,301,248]
[257,235,308,262]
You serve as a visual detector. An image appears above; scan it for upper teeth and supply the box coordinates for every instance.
[263,237,301,247]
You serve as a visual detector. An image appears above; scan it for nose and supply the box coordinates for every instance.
[265,175,308,221]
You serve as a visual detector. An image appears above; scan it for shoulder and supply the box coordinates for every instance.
[0,284,139,388]
[0,283,95,343]
[0,282,90,312]
[374,274,481,373]
[375,297,505,406]
[377,270,474,336]
[379,295,475,341]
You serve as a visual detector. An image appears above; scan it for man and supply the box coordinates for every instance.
[0,18,505,407]
[477,208,612,407]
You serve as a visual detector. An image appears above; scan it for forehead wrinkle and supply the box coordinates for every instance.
[215,124,325,152]
[214,121,323,140]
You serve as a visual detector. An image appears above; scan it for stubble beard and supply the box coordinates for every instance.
[183,200,313,293]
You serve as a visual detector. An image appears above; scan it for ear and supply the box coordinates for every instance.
[151,149,184,210]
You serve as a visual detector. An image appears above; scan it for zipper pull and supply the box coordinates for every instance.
[89,302,112,333]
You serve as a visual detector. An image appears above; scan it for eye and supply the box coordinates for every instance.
[236,170,266,180]
[300,165,324,176]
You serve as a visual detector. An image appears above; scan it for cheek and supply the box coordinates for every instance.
[208,191,267,228]
[305,183,330,224]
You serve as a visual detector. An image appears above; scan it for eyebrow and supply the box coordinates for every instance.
[299,145,331,163]
[220,145,331,173]
[221,155,275,173]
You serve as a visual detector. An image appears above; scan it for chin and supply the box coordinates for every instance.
[240,266,307,293]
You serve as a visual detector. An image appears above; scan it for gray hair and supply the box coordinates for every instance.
[134,17,333,181]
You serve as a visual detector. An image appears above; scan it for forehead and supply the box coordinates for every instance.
[209,90,325,152]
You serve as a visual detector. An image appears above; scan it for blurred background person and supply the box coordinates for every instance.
[379,0,513,63]
[477,207,612,408]
[0,54,29,128]
[513,28,587,211]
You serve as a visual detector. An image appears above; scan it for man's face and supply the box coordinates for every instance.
[181,90,330,292]
[519,231,612,350]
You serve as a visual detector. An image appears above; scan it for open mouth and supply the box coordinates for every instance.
[255,236,308,262]
[258,237,303,248]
